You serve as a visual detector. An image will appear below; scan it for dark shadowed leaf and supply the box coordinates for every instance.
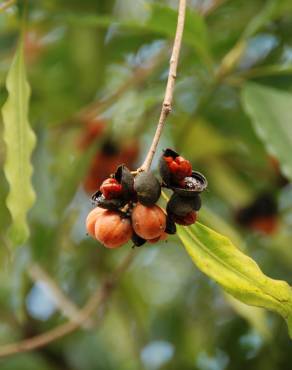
[241,83,292,181]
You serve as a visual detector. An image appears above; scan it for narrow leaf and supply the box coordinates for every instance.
[2,38,36,245]
[178,222,292,338]
[241,83,292,182]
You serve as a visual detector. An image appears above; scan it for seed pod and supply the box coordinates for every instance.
[86,207,106,237]
[167,193,201,217]
[92,191,125,211]
[114,164,134,200]
[131,232,146,247]
[131,203,166,239]
[95,211,133,248]
[134,171,161,206]
[165,215,177,234]
[159,148,192,186]
[159,148,180,185]
[173,211,197,226]
[171,171,207,196]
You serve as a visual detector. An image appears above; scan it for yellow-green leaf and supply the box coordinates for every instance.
[2,38,36,246]
[178,222,292,338]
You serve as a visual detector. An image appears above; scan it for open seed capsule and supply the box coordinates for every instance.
[114,164,134,200]
[92,191,126,211]
[167,192,201,216]
[170,171,207,196]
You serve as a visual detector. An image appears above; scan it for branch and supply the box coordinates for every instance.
[0,250,136,358]
[139,0,187,172]
[58,47,167,129]
[28,263,94,329]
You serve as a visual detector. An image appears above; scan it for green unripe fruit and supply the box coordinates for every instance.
[134,171,161,206]
[167,193,201,217]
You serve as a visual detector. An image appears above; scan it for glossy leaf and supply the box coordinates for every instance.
[178,222,292,338]
[2,38,36,245]
[241,83,292,181]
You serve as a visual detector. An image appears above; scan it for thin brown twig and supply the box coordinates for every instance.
[28,263,94,329]
[139,0,187,172]
[0,0,187,358]
[0,249,136,358]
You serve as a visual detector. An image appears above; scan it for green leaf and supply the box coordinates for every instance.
[178,222,292,338]
[61,4,211,66]
[241,83,292,182]
[1,38,36,246]
[242,0,277,39]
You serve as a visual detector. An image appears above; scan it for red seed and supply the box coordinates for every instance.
[100,178,123,199]
[173,211,197,226]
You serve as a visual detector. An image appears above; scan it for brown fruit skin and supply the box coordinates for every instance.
[148,232,168,244]
[173,211,197,226]
[131,203,166,240]
[86,207,107,237]
[95,211,133,248]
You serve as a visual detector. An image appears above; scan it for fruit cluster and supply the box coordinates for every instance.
[86,148,207,249]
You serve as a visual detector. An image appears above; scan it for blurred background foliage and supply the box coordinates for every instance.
[0,0,292,369]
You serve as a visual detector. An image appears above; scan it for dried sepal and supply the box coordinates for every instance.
[165,215,176,234]
[114,164,135,200]
[92,191,125,211]
[131,232,146,247]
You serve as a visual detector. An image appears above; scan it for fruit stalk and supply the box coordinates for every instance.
[139,0,187,172]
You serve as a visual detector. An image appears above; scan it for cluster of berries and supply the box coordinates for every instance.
[86,148,207,249]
